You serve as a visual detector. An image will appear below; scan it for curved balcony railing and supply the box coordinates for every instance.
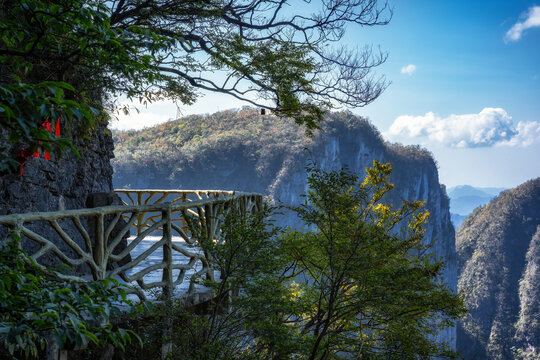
[114,189,238,236]
[0,191,263,302]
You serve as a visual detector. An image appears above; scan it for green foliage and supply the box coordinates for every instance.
[0,234,141,358]
[280,160,466,359]
[0,0,174,171]
[2,0,390,172]
[116,161,465,360]
[111,108,311,183]
[195,205,307,359]
[0,79,90,172]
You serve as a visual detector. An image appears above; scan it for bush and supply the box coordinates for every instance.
[0,234,141,359]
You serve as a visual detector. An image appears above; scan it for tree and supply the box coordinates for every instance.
[120,161,466,359]
[120,205,304,359]
[0,0,176,172]
[280,160,466,359]
[1,0,391,171]
[104,0,390,127]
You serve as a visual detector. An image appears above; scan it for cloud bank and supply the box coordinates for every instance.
[400,64,416,75]
[505,5,540,42]
[386,108,540,148]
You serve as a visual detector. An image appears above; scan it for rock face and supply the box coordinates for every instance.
[1,122,115,215]
[456,178,540,359]
[0,122,119,268]
[113,108,457,347]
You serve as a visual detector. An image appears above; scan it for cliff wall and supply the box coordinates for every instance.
[0,122,118,267]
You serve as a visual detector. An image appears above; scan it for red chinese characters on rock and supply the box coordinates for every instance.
[19,117,62,175]
[55,118,61,136]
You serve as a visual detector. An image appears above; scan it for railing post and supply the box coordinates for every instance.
[137,192,144,235]
[240,196,247,221]
[11,222,23,248]
[161,205,174,359]
[93,213,105,279]
[162,206,173,298]
[180,193,187,232]
[204,203,214,282]
[256,195,262,212]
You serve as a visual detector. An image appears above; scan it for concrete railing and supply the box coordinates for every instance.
[114,189,237,236]
[0,191,263,302]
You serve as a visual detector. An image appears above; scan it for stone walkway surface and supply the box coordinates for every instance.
[123,236,214,304]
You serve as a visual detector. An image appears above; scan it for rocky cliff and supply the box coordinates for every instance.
[456,178,540,359]
[0,122,119,267]
[1,122,115,215]
[113,108,458,347]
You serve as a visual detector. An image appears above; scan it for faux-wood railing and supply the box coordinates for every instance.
[115,189,237,236]
[0,191,262,302]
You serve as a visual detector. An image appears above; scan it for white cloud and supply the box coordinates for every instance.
[109,99,177,130]
[400,64,416,75]
[386,108,540,148]
[499,121,540,147]
[111,111,172,131]
[505,5,540,42]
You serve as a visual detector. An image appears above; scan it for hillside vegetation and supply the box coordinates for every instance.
[113,108,433,190]
[113,108,314,179]
[457,178,540,359]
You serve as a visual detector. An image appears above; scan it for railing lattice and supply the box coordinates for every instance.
[0,191,262,303]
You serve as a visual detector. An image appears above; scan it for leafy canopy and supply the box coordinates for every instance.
[0,0,175,172]
[1,0,390,171]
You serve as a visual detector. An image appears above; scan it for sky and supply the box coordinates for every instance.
[110,0,540,189]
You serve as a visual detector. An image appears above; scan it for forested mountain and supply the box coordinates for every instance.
[457,178,540,359]
[113,107,458,348]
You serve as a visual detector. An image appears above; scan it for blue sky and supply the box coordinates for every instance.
[111,0,540,188]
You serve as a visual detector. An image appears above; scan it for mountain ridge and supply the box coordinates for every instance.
[456,177,540,359]
[447,185,506,199]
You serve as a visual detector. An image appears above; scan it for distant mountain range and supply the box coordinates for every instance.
[447,185,506,199]
[447,185,506,228]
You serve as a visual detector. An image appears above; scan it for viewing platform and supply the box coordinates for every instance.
[0,190,263,306]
